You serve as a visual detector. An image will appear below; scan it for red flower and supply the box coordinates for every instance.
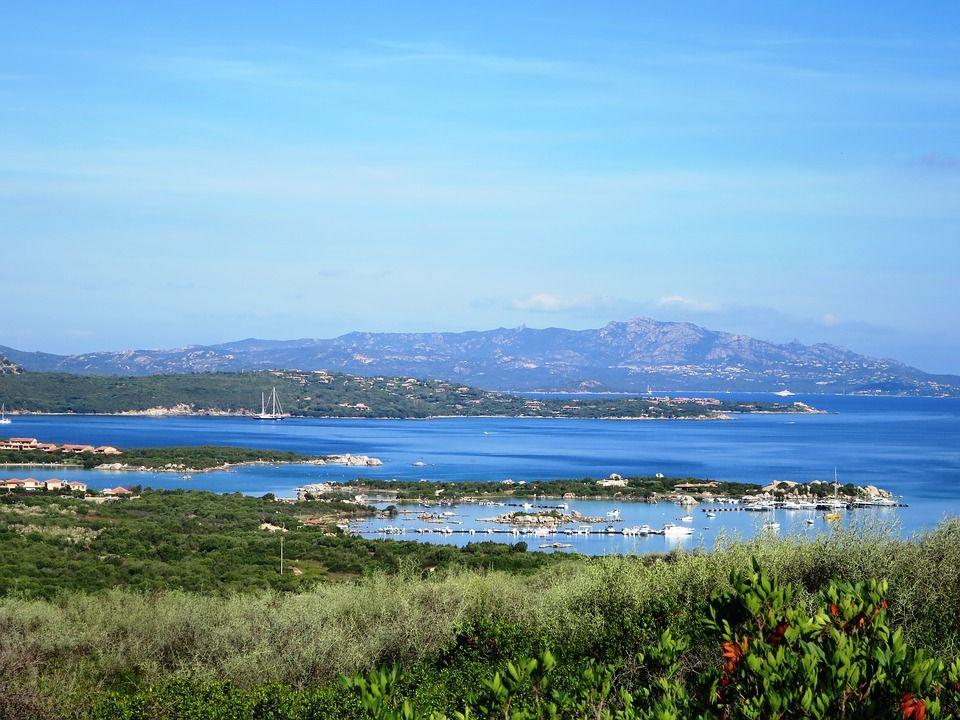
[770,621,789,647]
[830,603,840,617]
[901,694,927,720]
[722,636,748,673]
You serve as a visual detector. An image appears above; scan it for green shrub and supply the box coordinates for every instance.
[345,561,960,719]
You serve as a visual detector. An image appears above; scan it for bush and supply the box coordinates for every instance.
[345,561,960,719]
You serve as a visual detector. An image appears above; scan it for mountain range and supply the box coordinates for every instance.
[2,318,957,395]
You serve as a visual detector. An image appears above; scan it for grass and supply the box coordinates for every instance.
[3,520,960,718]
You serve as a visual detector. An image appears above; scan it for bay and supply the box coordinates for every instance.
[2,394,958,554]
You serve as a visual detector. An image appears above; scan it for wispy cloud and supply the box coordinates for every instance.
[657,295,721,313]
[907,152,960,172]
[358,40,589,79]
[513,292,604,313]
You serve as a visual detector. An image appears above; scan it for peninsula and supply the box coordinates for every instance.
[0,439,382,473]
[314,474,896,506]
[0,365,818,419]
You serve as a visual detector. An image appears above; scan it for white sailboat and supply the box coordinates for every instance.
[255,387,286,420]
[0,403,11,425]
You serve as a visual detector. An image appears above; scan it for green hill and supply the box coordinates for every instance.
[0,368,813,419]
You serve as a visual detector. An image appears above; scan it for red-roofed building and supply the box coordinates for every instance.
[67,480,88,493]
[61,444,96,454]
[6,438,39,450]
[101,486,133,497]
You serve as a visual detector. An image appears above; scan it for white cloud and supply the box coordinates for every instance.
[513,292,601,313]
[820,313,842,327]
[656,295,721,313]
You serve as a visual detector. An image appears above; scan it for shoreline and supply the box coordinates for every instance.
[0,454,382,475]
[0,408,822,421]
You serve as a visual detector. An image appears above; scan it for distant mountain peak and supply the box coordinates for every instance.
[1,318,957,396]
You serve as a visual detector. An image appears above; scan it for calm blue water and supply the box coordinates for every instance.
[3,395,959,554]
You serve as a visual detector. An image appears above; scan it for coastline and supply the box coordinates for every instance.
[0,454,382,475]
[1,407,822,421]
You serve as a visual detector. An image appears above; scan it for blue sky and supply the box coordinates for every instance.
[2,1,959,372]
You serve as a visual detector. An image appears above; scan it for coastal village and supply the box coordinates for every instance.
[1,476,133,496]
[0,436,122,455]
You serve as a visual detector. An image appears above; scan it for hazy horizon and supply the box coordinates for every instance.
[3,2,959,372]
[5,314,958,379]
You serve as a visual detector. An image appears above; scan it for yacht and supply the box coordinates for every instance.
[662,523,694,537]
[762,521,781,530]
[679,515,694,522]
[606,508,621,518]
[255,387,286,420]
[0,403,10,425]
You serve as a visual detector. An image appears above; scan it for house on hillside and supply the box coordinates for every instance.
[44,478,65,490]
[67,480,88,493]
[101,486,133,497]
[94,446,122,455]
[61,444,96,454]
[598,473,628,488]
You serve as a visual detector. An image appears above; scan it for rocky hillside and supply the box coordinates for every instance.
[2,318,957,395]
[0,354,21,375]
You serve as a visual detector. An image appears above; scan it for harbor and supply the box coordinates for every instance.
[344,491,909,553]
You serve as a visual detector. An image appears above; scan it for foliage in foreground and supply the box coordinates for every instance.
[344,562,960,719]
[5,523,960,718]
[80,562,960,719]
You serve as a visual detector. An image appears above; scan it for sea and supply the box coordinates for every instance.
[2,394,959,555]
